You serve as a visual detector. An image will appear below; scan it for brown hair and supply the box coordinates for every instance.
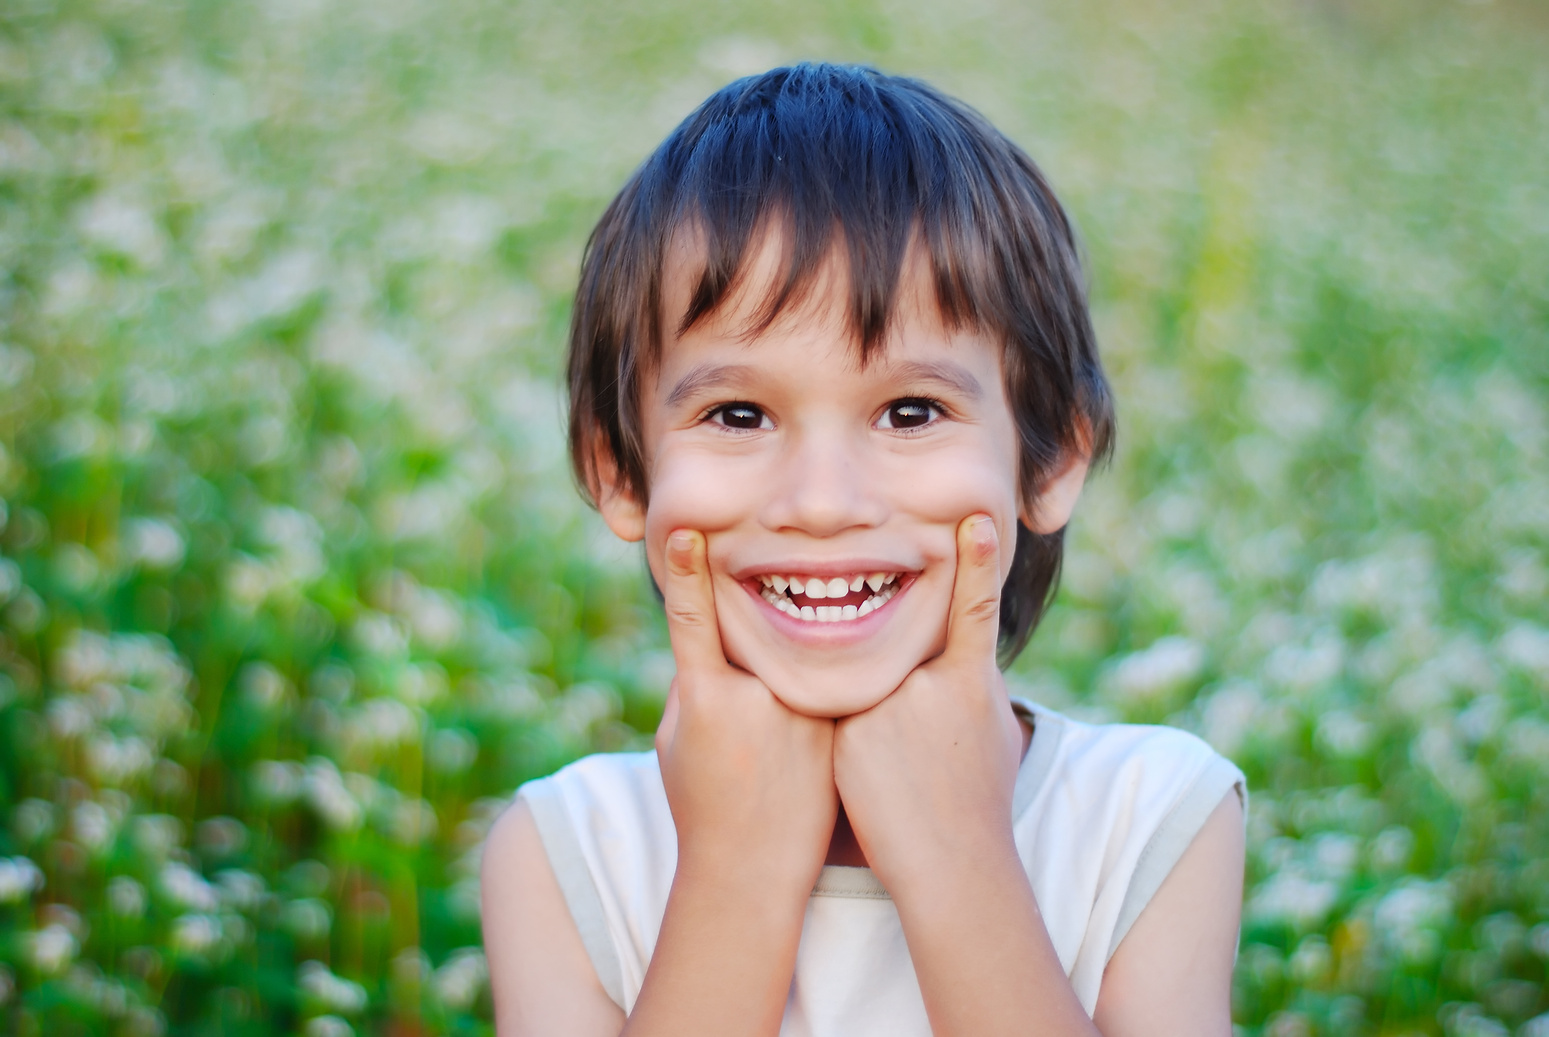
[567,63,1114,663]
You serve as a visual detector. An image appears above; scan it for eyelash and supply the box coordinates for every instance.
[699,396,949,434]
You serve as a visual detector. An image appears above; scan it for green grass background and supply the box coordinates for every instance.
[1,0,1546,1034]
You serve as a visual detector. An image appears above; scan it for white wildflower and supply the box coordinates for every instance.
[0,856,43,902]
[1106,637,1204,703]
[122,517,185,570]
[433,948,488,1011]
[28,923,78,973]
[304,759,363,831]
[298,960,368,1014]
[169,914,223,957]
[159,861,219,912]
[303,1016,354,1037]
[107,876,146,917]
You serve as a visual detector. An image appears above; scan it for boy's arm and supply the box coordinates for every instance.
[836,515,1101,1037]
[481,799,625,1036]
[623,530,837,1037]
[483,531,832,1037]
[1092,790,1244,1037]
[836,516,1243,1036]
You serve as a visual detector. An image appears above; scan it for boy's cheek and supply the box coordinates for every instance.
[639,459,757,575]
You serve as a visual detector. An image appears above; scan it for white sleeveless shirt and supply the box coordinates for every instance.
[517,700,1245,1035]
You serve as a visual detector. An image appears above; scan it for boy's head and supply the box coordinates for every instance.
[568,63,1114,716]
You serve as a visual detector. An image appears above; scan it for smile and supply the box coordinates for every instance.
[753,572,904,623]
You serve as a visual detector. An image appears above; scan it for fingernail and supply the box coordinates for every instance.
[668,530,696,555]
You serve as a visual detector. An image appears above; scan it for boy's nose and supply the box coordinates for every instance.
[760,428,889,537]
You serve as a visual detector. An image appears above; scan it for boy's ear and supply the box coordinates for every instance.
[1019,450,1090,535]
[587,436,647,543]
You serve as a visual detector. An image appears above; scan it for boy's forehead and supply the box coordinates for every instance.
[658,220,958,363]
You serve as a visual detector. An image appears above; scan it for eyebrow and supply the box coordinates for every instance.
[884,360,984,401]
[664,363,757,407]
[663,358,985,408]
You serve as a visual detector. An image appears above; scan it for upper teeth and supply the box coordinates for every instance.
[754,572,903,622]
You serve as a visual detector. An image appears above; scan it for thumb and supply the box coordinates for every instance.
[661,529,728,678]
[942,514,1003,667]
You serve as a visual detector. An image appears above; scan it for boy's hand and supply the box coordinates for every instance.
[656,530,838,886]
[832,515,1024,898]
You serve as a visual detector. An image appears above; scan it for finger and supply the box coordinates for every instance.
[661,529,728,676]
[942,514,1002,667]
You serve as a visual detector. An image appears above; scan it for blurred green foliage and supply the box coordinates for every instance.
[0,0,1545,1034]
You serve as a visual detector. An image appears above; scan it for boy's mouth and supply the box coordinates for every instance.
[752,572,905,623]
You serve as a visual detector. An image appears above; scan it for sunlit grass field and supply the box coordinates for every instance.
[1,0,1546,1034]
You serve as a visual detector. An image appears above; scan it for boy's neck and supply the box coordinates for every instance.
[822,714,1035,869]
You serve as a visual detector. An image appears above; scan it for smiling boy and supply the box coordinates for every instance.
[482,64,1246,1036]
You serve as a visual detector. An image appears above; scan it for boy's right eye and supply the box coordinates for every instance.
[708,403,772,430]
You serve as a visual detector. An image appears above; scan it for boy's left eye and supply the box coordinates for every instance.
[708,403,773,430]
[876,398,941,430]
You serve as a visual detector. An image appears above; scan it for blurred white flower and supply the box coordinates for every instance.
[1105,637,1204,704]
[107,876,146,917]
[432,948,488,1011]
[1248,865,1340,931]
[252,759,305,803]
[28,923,78,973]
[0,856,43,902]
[298,960,368,1014]
[121,517,185,570]
[47,695,95,738]
[1369,826,1414,873]
[0,557,21,603]
[394,663,448,707]
[1264,628,1345,695]
[240,662,292,712]
[86,734,155,785]
[206,248,325,337]
[428,727,478,775]
[1521,1013,1549,1037]
[1499,623,1549,680]
[345,698,421,751]
[215,869,265,912]
[283,897,333,941]
[169,914,223,957]
[304,759,364,831]
[390,798,439,846]
[303,1015,354,1037]
[1439,1003,1508,1037]
[132,815,185,858]
[1315,710,1372,758]
[12,799,55,844]
[350,610,409,660]
[1375,879,1452,962]
[76,193,167,267]
[160,862,220,912]
[72,800,118,853]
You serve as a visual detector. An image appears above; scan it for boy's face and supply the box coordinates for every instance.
[602,231,1055,718]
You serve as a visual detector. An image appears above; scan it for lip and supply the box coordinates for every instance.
[729,559,923,581]
[737,571,919,645]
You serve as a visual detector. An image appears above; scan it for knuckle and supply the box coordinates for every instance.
[963,595,1000,622]
[665,601,707,627]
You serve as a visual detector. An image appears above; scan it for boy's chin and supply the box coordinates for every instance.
[752,662,909,719]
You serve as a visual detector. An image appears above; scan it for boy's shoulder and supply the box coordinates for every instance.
[519,749,666,818]
[1014,700,1245,819]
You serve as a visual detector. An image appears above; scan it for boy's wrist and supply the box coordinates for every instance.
[873,828,1026,909]
[675,841,825,902]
